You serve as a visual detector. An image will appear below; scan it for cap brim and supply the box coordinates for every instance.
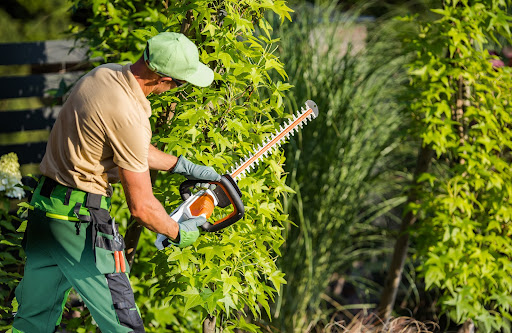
[184,63,214,87]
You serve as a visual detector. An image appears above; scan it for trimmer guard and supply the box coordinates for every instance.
[179,174,244,232]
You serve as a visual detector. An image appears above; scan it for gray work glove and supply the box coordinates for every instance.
[170,215,206,248]
[172,155,221,181]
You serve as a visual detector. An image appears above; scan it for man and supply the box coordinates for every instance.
[12,32,219,333]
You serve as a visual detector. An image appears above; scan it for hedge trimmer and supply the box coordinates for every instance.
[155,100,319,249]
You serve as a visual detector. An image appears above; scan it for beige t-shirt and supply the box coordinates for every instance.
[40,63,152,196]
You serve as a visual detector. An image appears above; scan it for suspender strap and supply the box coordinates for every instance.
[40,177,58,198]
[63,188,73,206]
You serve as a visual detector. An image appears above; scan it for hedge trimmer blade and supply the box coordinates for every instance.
[155,100,319,243]
[230,100,319,180]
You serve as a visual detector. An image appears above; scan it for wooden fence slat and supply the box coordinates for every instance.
[0,40,88,66]
[0,107,61,133]
[0,39,94,177]
[0,142,47,165]
[0,72,83,99]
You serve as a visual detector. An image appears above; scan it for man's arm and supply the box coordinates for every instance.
[147,144,221,181]
[118,166,179,240]
[147,144,178,171]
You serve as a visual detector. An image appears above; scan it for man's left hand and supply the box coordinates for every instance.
[172,155,221,181]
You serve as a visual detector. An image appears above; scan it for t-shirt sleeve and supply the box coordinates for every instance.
[108,122,151,173]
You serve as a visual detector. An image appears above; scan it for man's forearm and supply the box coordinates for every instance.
[119,166,179,240]
[131,196,180,240]
[147,144,178,171]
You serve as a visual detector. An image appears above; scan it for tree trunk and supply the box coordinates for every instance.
[377,143,433,320]
[203,315,216,333]
[181,10,194,37]
[124,220,144,268]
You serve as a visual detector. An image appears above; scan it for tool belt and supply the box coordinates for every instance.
[31,176,110,219]
[30,176,126,273]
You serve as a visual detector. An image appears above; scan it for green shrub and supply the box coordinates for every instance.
[404,1,512,331]
[71,0,294,331]
[0,153,26,331]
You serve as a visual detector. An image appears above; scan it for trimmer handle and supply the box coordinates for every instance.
[179,174,244,232]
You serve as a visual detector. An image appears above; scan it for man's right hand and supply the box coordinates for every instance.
[170,216,206,248]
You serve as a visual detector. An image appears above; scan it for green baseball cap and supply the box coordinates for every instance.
[144,32,214,87]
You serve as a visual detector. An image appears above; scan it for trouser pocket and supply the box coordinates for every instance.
[89,208,127,274]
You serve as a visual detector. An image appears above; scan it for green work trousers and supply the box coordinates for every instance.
[12,208,144,333]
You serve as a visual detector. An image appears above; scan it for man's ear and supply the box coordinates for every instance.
[159,77,174,83]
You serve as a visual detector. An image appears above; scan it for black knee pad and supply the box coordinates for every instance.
[105,273,145,333]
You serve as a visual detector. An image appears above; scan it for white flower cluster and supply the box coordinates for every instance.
[0,153,25,199]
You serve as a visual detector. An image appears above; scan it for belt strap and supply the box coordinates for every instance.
[35,177,111,243]
[35,176,111,212]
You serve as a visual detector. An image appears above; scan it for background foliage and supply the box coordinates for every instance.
[0,154,25,332]
[404,1,512,332]
[0,0,74,42]
[0,1,72,328]
[268,2,415,331]
[2,0,512,332]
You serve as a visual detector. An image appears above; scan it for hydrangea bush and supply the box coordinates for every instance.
[0,153,25,200]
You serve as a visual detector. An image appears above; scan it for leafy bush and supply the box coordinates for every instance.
[0,153,26,331]
[403,1,512,331]
[70,0,295,331]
